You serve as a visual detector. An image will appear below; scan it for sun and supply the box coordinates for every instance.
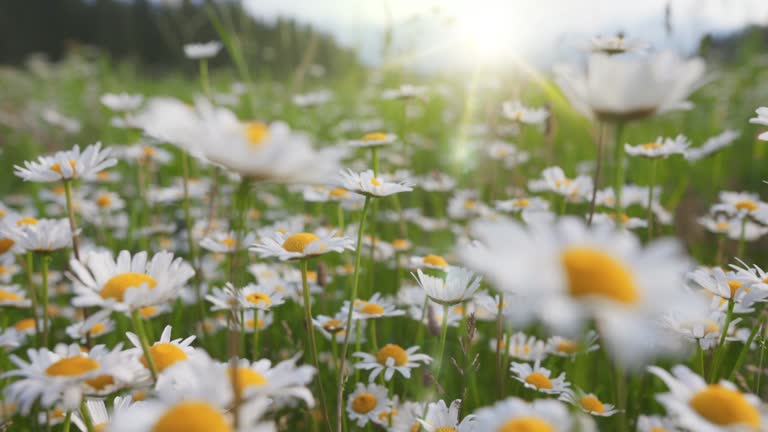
[453,9,517,63]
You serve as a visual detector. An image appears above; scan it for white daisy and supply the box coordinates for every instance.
[545,331,600,358]
[750,106,768,141]
[65,309,115,341]
[223,355,316,407]
[418,399,474,432]
[353,344,432,382]
[510,361,570,395]
[313,313,364,344]
[649,364,768,431]
[125,325,197,374]
[14,142,117,183]
[183,41,222,59]
[502,100,549,125]
[409,254,450,271]
[250,230,354,261]
[346,293,405,321]
[412,266,481,306]
[200,230,256,254]
[72,396,134,432]
[528,166,593,202]
[346,382,390,427]
[0,254,21,283]
[637,414,681,432]
[348,131,397,148]
[685,130,740,161]
[471,397,594,431]
[337,169,413,197]
[4,218,72,252]
[0,284,31,308]
[589,34,649,54]
[625,135,690,158]
[495,197,549,213]
[560,388,619,417]
[101,93,143,112]
[70,250,194,312]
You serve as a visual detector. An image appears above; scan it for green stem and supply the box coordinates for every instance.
[24,251,40,341]
[615,365,628,432]
[63,180,81,260]
[738,218,747,258]
[131,310,158,381]
[369,320,378,352]
[757,338,766,395]
[337,196,372,432]
[730,316,765,380]
[301,259,331,432]
[40,253,50,348]
[710,298,735,382]
[613,122,626,225]
[371,147,380,176]
[199,58,211,97]
[697,343,705,376]
[61,411,72,432]
[496,294,504,399]
[251,310,260,360]
[647,159,657,238]
[436,303,450,378]
[587,123,606,225]
[79,400,95,432]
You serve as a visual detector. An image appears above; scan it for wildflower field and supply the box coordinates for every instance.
[3,3,768,432]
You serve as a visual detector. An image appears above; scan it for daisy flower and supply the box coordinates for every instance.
[65,309,115,341]
[292,89,333,108]
[183,41,222,59]
[589,34,649,54]
[625,135,690,158]
[353,344,432,382]
[346,382,390,427]
[126,325,197,374]
[101,93,143,112]
[528,166,593,202]
[239,309,273,334]
[555,50,705,122]
[409,254,450,271]
[460,217,703,368]
[750,106,768,141]
[713,190,766,219]
[418,399,475,432]
[685,130,740,161]
[649,364,768,431]
[239,283,287,311]
[250,230,354,261]
[337,169,413,197]
[200,230,256,254]
[14,142,117,183]
[381,84,427,100]
[223,355,316,407]
[502,100,549,125]
[637,415,681,432]
[0,327,26,351]
[471,397,595,431]
[348,131,397,148]
[687,266,767,305]
[347,293,405,320]
[412,266,481,306]
[510,361,570,395]
[2,343,140,413]
[313,313,363,344]
[5,218,72,252]
[662,309,738,350]
[495,197,549,213]
[561,388,619,417]
[0,254,20,282]
[0,284,31,308]
[390,401,426,432]
[545,331,600,358]
[72,396,134,432]
[70,250,194,312]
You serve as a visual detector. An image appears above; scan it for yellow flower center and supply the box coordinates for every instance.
[246,292,272,306]
[704,320,720,335]
[50,160,77,176]
[642,142,661,150]
[94,424,107,432]
[85,374,115,390]
[89,323,107,336]
[96,195,112,208]
[556,340,578,354]
[46,357,100,377]
[464,200,476,209]
[524,372,553,390]
[139,306,158,318]
[100,273,157,301]
[322,319,343,332]
[727,280,743,297]
[0,289,21,302]
[228,367,267,394]
[282,233,320,253]
[16,217,38,226]
[151,401,231,432]
[220,237,237,248]
[392,239,410,249]
[515,199,530,208]
[15,318,35,331]
[360,302,385,315]
[142,343,187,372]
[244,122,269,147]
[735,200,758,212]
[715,221,731,231]
[351,393,377,414]
[378,409,399,422]
[0,238,14,254]
[370,177,382,186]
[561,247,639,305]
[497,417,555,432]
[376,344,409,366]
[362,132,388,141]
[245,318,265,329]
[689,385,759,427]
[580,396,606,413]
[143,146,156,157]
[435,428,457,432]
[96,171,110,180]
[330,188,349,198]
[423,255,448,268]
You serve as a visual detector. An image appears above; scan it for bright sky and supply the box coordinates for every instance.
[242,0,768,69]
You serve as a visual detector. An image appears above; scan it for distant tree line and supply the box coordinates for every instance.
[0,0,362,77]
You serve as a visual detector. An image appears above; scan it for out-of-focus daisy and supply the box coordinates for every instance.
[0,284,31,308]
[713,191,766,219]
[409,254,450,271]
[545,331,600,358]
[561,388,619,417]
[353,344,431,382]
[555,51,705,122]
[685,130,740,161]
[5,218,72,252]
[101,93,143,112]
[381,84,427,100]
[461,217,702,368]
[502,100,549,125]
[495,197,549,213]
[662,309,738,350]
[347,293,405,320]
[637,415,681,432]
[292,89,333,108]
[183,41,222,59]
[251,230,354,261]
[313,313,363,344]
[239,309,273,334]
[2,343,140,413]
[347,382,390,427]
[70,250,194,312]
[65,309,115,341]
[389,401,426,432]
[471,397,594,431]
[510,361,570,395]
[418,399,474,432]
[72,396,134,432]
[412,266,481,306]
[200,230,255,254]
[338,169,413,197]
[0,254,20,282]
[348,132,397,148]
[589,34,648,54]
[14,142,117,183]
[625,135,690,158]
[591,212,648,230]
[126,325,197,374]
[224,355,316,407]
[649,364,767,431]
[687,266,767,306]
[750,106,768,141]
[207,282,286,311]
[528,166,592,202]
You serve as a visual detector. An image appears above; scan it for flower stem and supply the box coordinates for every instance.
[587,123,606,225]
[337,196,371,432]
[613,122,626,226]
[131,310,158,381]
[24,251,40,341]
[180,151,206,325]
[496,294,504,399]
[738,218,747,258]
[251,310,260,359]
[62,180,81,260]
[199,58,211,97]
[436,303,450,378]
[301,259,331,432]
[79,400,96,432]
[710,298,735,382]
[40,253,50,348]
[646,159,657,238]
[61,411,72,432]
